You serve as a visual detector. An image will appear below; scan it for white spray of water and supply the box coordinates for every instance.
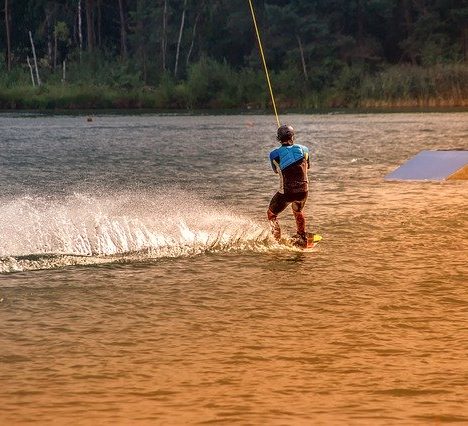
[0,191,274,273]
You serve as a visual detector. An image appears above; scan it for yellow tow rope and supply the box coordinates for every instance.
[247,0,280,128]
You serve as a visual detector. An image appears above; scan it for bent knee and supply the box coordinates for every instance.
[267,209,277,221]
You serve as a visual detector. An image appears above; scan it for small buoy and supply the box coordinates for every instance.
[87,116,93,122]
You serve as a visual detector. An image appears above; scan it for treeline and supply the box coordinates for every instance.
[1,0,467,110]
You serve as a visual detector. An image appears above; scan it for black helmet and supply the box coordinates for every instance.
[277,124,295,142]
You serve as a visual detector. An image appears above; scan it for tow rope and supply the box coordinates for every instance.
[247,0,280,127]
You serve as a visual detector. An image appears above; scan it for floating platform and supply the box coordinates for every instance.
[385,150,468,181]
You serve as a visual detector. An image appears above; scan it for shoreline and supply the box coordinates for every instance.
[0,106,467,115]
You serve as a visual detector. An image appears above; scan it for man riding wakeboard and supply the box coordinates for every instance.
[267,124,310,247]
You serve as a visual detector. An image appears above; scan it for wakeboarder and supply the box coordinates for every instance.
[267,124,310,247]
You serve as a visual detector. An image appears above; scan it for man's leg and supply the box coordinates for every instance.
[267,192,289,241]
[267,209,281,240]
[293,210,306,235]
[291,192,308,238]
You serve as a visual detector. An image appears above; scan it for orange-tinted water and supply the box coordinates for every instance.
[1,113,467,424]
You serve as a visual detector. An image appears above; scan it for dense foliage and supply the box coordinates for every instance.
[1,0,467,109]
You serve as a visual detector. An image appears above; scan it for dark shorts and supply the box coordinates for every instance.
[268,191,308,215]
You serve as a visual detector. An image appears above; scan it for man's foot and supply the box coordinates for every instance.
[292,232,307,247]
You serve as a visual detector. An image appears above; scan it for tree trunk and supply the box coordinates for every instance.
[402,0,416,64]
[27,56,35,86]
[256,0,266,29]
[118,0,128,60]
[402,0,412,33]
[142,49,147,83]
[161,0,167,71]
[29,31,41,86]
[5,0,11,71]
[46,9,53,68]
[186,10,201,67]
[54,30,57,70]
[174,0,187,77]
[85,0,95,52]
[78,0,83,56]
[296,34,308,81]
[357,0,364,58]
[136,0,147,82]
[97,0,102,48]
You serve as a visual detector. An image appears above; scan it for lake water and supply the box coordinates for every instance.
[0,112,467,424]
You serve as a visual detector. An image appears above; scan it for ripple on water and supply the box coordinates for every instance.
[0,113,467,424]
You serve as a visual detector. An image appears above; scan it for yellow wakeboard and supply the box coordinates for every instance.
[284,232,322,251]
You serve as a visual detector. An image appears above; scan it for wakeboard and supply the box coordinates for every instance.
[284,232,322,251]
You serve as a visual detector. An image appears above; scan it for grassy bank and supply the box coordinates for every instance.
[0,84,170,110]
[359,64,468,108]
[1,61,466,111]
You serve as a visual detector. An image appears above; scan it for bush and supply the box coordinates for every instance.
[272,67,307,107]
[236,68,265,108]
[185,57,239,108]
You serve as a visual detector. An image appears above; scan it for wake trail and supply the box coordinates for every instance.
[0,190,279,273]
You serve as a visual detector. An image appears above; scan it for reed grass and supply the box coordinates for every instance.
[359,64,468,108]
[0,62,466,110]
